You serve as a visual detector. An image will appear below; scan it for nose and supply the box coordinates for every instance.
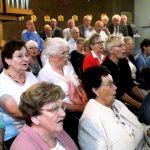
[59,108,66,117]
[113,84,117,90]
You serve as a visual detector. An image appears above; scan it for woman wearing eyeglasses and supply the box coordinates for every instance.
[82,33,106,72]
[79,66,145,150]
[0,40,38,149]
[102,34,144,112]
[37,37,87,145]
[10,82,78,150]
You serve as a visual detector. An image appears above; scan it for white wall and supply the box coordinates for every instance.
[134,0,150,27]
[133,0,150,53]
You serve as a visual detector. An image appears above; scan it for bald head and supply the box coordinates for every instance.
[94,20,104,33]
[71,27,80,40]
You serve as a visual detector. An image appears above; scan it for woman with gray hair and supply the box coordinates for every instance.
[102,34,144,113]
[37,37,87,145]
[26,40,41,76]
[10,82,78,150]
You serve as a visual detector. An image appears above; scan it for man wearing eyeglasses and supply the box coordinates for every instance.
[102,34,144,114]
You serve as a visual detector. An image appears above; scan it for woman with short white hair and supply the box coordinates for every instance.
[37,37,87,145]
[26,40,41,76]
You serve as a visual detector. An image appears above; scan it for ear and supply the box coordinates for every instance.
[107,49,112,54]
[92,87,99,96]
[5,58,11,66]
[31,116,40,125]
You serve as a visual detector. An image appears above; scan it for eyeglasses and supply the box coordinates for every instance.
[28,47,38,49]
[41,105,66,113]
[93,41,104,45]
[13,53,29,59]
[112,44,125,48]
[101,81,115,88]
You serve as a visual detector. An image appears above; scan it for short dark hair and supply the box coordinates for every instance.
[1,40,26,69]
[82,66,110,99]
[140,38,150,52]
[19,82,65,126]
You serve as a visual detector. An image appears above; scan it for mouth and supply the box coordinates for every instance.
[57,118,65,124]
[22,63,29,67]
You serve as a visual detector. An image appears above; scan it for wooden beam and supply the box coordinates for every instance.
[0,14,17,20]
[5,8,33,15]
[0,21,4,40]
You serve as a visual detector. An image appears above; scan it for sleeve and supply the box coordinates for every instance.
[135,56,145,72]
[78,117,108,150]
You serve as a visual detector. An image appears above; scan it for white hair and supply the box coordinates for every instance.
[101,15,109,22]
[26,40,38,49]
[112,14,121,21]
[105,34,124,50]
[45,38,68,56]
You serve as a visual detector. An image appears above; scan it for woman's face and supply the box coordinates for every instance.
[6,47,29,72]
[52,46,69,68]
[27,46,38,57]
[95,74,117,107]
[110,40,126,60]
[37,99,66,136]
[125,39,133,56]
[90,37,103,53]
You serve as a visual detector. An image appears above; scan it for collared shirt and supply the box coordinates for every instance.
[68,38,77,53]
[79,99,144,150]
[38,61,80,104]
[135,51,150,72]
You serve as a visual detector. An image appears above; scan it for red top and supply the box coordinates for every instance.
[83,51,106,72]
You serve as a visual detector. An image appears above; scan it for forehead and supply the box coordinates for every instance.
[27,21,34,25]
[13,47,27,54]
[101,74,113,83]
[113,39,124,45]
[42,99,62,108]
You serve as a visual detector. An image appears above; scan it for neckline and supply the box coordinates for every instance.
[4,70,26,84]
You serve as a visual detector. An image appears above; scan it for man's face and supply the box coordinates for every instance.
[113,18,120,26]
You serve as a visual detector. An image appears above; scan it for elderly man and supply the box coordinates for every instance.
[102,34,144,111]
[68,27,80,53]
[79,15,93,38]
[108,14,128,36]
[39,24,52,40]
[121,15,134,38]
[79,66,145,150]
[22,20,43,52]
[63,19,75,41]
[50,18,63,38]
[90,20,108,49]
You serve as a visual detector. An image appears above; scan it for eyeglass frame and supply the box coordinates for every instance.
[41,104,66,114]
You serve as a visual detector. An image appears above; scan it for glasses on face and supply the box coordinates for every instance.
[13,53,29,59]
[93,41,104,45]
[101,81,115,88]
[112,44,125,48]
[41,105,66,114]
[28,47,38,49]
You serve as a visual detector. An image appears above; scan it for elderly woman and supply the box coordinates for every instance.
[102,34,144,111]
[26,40,41,76]
[10,82,78,150]
[124,36,138,81]
[38,37,87,112]
[79,66,145,150]
[82,33,106,72]
[0,40,38,149]
[38,37,87,145]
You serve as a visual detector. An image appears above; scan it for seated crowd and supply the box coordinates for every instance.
[0,13,150,150]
